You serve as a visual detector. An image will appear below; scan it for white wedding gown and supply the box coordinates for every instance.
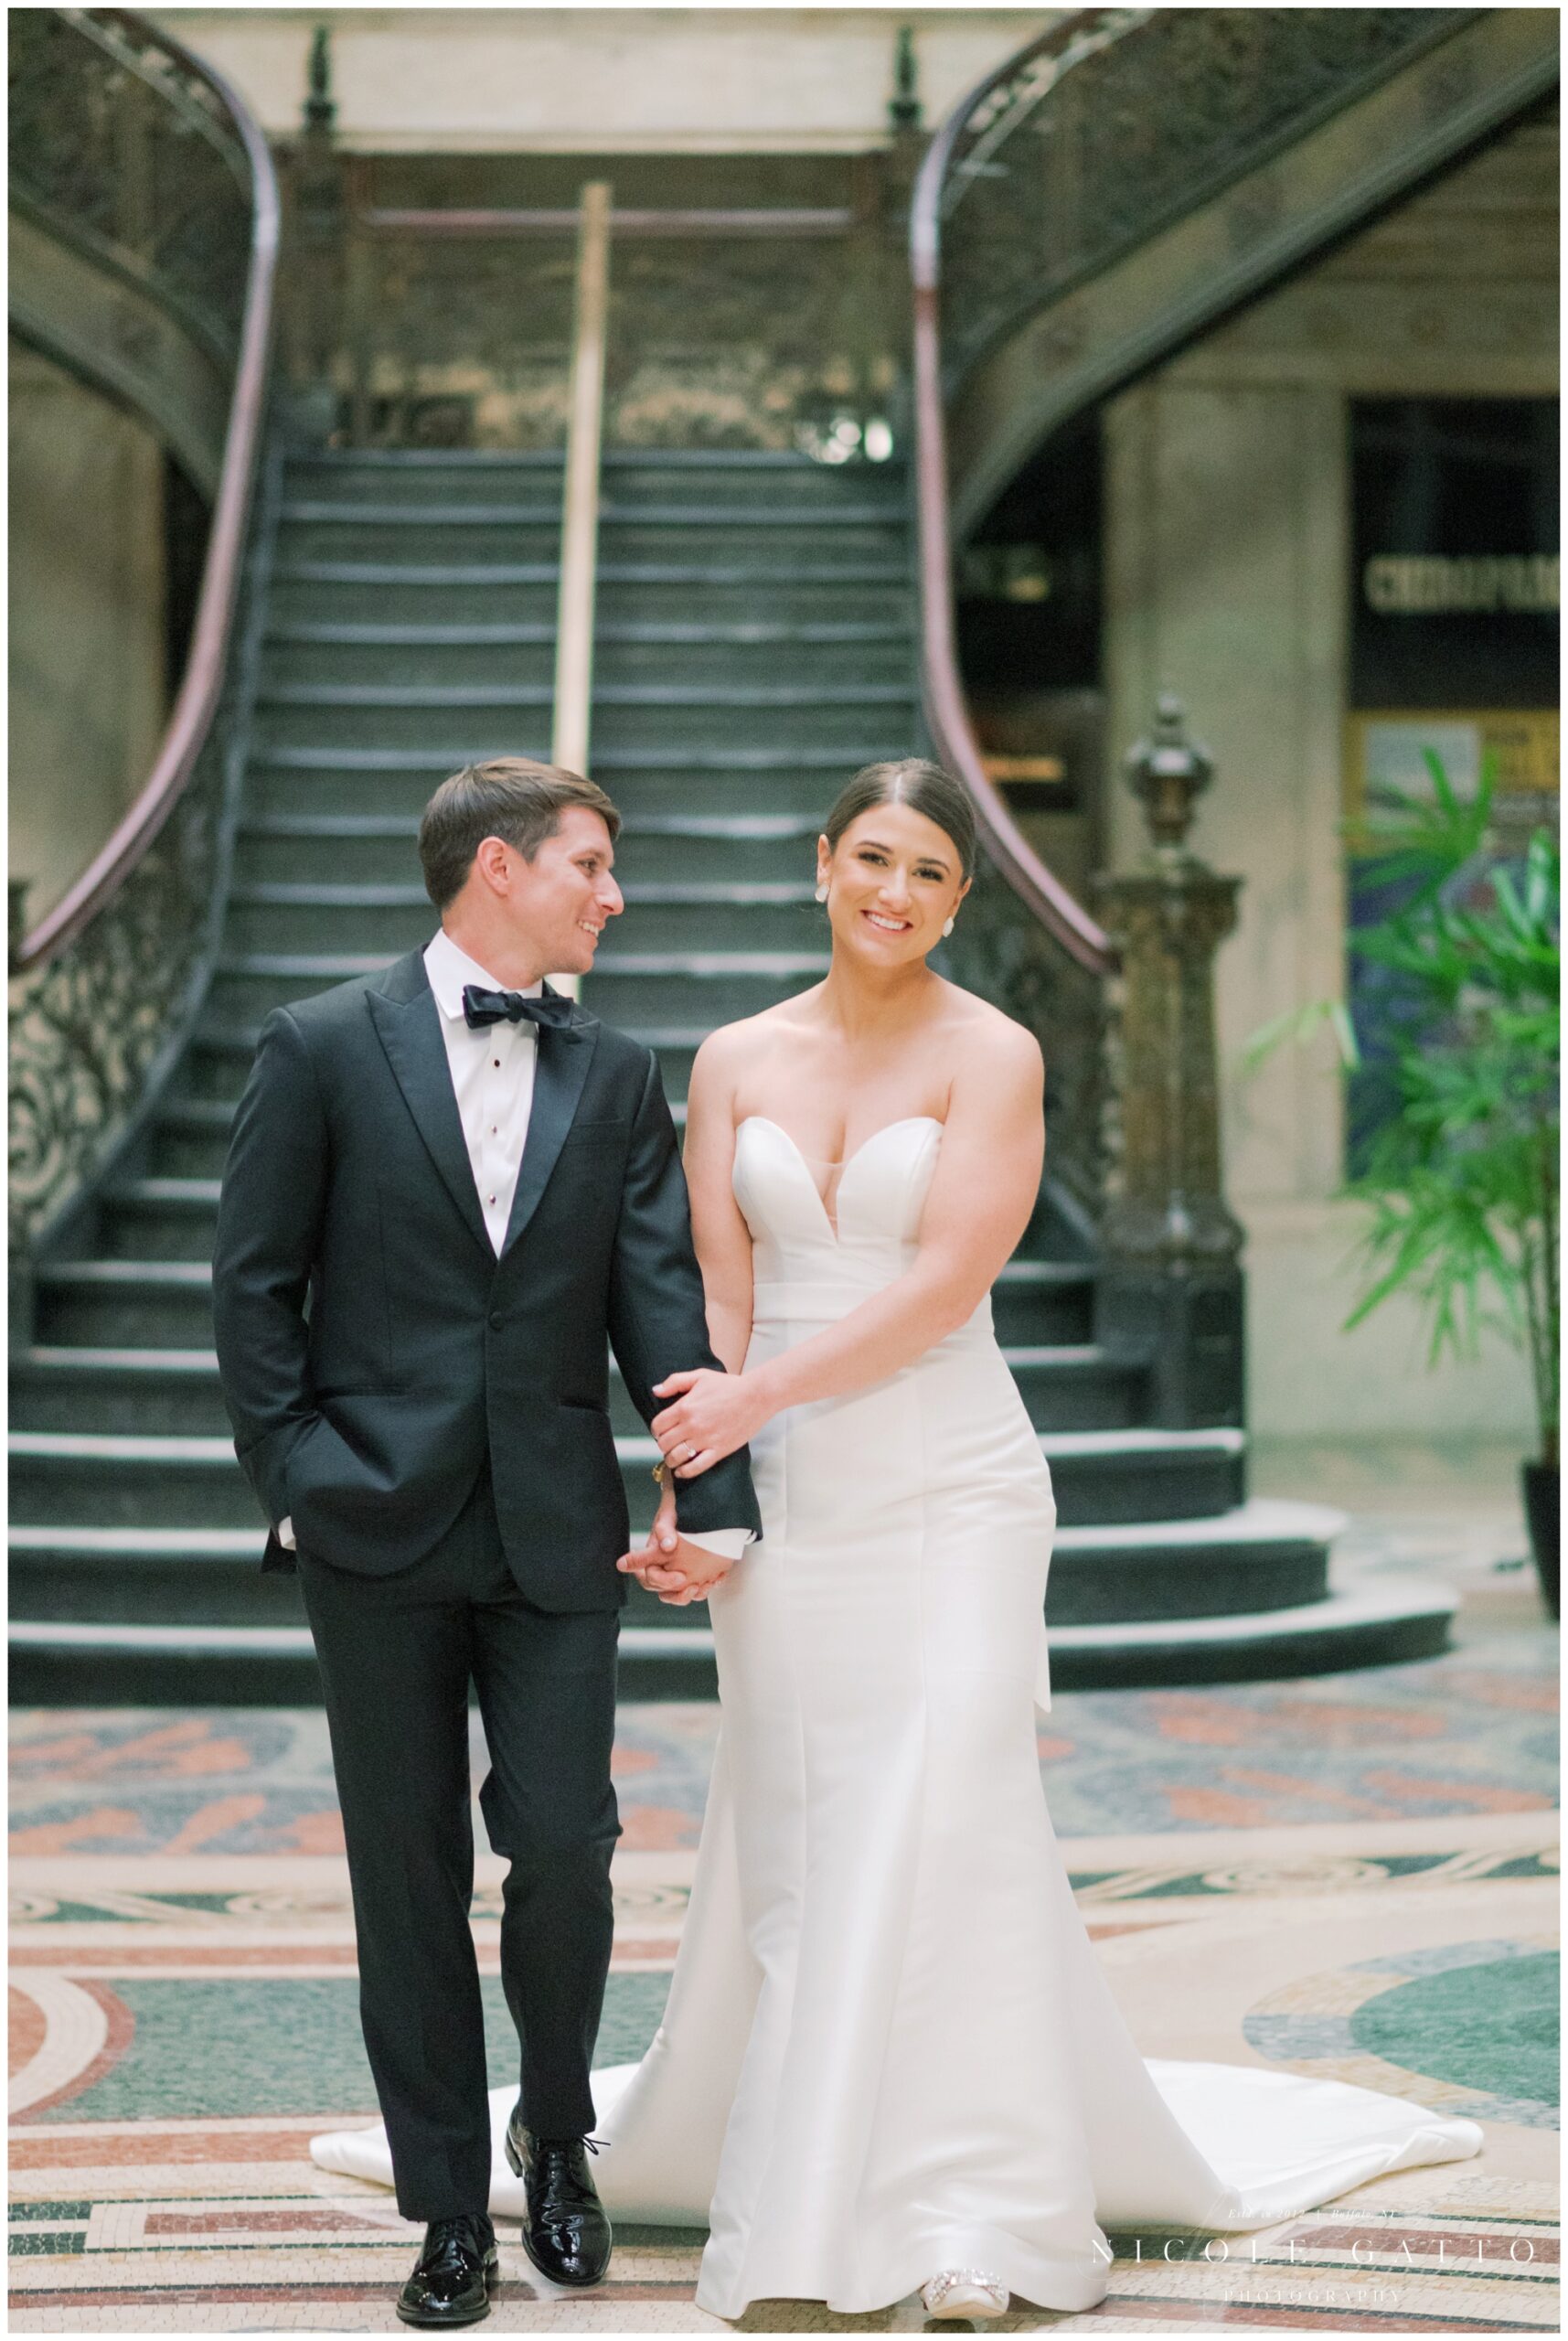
[313,1114,1482,2315]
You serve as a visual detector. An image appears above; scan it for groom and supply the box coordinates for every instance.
[212,757,761,2325]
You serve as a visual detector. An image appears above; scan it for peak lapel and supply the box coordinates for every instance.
[367,973,493,1260]
[500,997,599,1260]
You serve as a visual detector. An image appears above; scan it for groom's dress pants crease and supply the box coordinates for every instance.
[473,1578,620,2140]
[297,1465,619,2221]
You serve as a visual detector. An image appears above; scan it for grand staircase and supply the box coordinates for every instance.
[10,441,1456,1702]
[19,3,1545,1702]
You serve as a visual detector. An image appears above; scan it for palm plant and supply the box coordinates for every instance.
[1244,748,1559,1601]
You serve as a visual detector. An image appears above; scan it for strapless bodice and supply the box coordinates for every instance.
[732,1114,991,1333]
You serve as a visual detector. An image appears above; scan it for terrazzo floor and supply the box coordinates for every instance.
[11,1442,1560,2333]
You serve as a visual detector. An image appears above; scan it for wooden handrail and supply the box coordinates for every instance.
[910,11,1119,978]
[13,8,280,973]
[549,182,612,999]
[552,181,612,778]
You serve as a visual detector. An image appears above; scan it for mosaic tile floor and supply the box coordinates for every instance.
[11,1448,1559,2331]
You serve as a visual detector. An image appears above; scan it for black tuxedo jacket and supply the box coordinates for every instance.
[210,947,761,1608]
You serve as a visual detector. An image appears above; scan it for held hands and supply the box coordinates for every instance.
[616,1361,772,1601]
[650,1366,770,1480]
[615,1482,735,1608]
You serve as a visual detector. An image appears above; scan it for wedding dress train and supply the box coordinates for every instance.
[313,1114,1482,2315]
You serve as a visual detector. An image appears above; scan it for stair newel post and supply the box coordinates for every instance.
[1091,694,1246,1429]
[343,155,376,450]
[549,180,612,1000]
[288,24,346,422]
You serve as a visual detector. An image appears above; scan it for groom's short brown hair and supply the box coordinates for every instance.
[419,756,622,910]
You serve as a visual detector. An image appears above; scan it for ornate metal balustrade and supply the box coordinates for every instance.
[10,10,254,335]
[936,7,1474,391]
[9,7,262,486]
[273,78,907,455]
[939,862,1112,1234]
[8,8,278,1274]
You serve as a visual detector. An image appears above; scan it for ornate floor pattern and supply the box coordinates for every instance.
[11,1469,1559,2331]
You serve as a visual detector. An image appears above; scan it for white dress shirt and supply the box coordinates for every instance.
[425,925,545,1256]
[279,926,748,1562]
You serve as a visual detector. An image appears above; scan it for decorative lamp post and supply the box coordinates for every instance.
[1091,693,1246,1427]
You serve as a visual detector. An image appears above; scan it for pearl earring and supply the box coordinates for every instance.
[943,916,955,937]
[815,883,828,903]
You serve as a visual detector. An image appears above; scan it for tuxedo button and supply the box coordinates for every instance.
[488,1311,503,1331]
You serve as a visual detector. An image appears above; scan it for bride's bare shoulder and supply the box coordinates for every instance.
[690,1003,805,1092]
[936,980,1044,1087]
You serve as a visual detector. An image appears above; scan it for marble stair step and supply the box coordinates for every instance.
[222,880,822,958]
[270,562,911,632]
[7,1423,1245,1533]
[200,948,837,1031]
[5,1556,1458,1705]
[234,810,826,889]
[13,1294,1130,1430]
[244,750,892,823]
[276,508,904,571]
[252,685,916,755]
[9,1493,1329,1634]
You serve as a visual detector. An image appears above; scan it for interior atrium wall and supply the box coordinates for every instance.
[8,343,168,931]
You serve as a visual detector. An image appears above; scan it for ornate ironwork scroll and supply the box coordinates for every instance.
[939,853,1110,1223]
[9,8,253,362]
[272,145,905,453]
[10,733,227,1245]
[938,7,1477,390]
[8,447,280,1267]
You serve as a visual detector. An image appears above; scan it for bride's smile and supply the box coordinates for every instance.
[816,796,969,977]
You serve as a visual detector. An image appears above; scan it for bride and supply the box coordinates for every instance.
[315,757,1481,2320]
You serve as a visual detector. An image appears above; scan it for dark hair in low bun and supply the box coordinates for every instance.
[822,757,976,882]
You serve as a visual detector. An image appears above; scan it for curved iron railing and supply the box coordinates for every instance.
[912,8,1131,982]
[910,4,1547,1213]
[912,4,1488,973]
[9,7,278,1252]
[912,12,1129,1216]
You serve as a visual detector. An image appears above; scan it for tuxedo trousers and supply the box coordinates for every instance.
[296,1460,622,2219]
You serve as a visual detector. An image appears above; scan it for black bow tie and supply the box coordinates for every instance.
[461,985,581,1037]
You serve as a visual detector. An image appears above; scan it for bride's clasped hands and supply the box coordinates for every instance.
[651,1362,774,1486]
[616,1343,793,1609]
[616,1372,771,1606]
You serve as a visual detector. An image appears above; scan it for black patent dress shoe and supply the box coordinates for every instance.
[505,2111,613,2287]
[396,2212,498,2326]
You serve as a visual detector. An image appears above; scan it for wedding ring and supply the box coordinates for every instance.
[652,1442,693,1485]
